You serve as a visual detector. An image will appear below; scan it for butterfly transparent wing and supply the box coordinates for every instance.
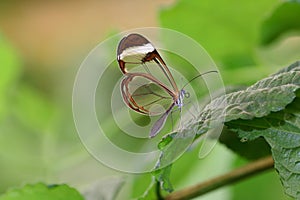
[121,73,174,116]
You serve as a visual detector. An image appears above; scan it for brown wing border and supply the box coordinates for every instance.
[117,33,179,94]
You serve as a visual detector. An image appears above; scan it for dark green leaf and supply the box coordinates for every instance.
[260,1,300,45]
[228,97,300,198]
[219,126,271,160]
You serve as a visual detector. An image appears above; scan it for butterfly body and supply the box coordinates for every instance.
[176,89,186,108]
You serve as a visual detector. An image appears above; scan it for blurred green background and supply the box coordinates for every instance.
[0,0,299,199]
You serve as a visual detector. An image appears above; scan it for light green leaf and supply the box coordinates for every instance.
[136,178,157,200]
[12,85,58,133]
[82,177,125,200]
[0,183,83,200]
[0,33,21,120]
[260,1,300,45]
[160,0,278,68]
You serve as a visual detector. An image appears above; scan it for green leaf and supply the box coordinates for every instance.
[0,183,83,200]
[153,122,207,196]
[260,1,300,45]
[155,61,300,197]
[157,132,177,150]
[194,61,300,135]
[131,173,156,199]
[12,85,58,133]
[0,33,21,120]
[186,61,300,198]
[152,165,173,193]
[82,177,125,200]
[219,126,272,160]
[228,97,300,198]
[136,178,158,200]
[160,0,278,68]
[154,127,196,193]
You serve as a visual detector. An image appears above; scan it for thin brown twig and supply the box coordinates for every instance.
[164,156,274,200]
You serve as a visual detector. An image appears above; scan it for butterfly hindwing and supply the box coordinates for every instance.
[121,73,175,116]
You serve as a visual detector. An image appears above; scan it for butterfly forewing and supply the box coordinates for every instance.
[121,73,174,116]
[117,33,179,94]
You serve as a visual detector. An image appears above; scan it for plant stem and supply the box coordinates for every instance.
[164,156,274,200]
[156,180,164,200]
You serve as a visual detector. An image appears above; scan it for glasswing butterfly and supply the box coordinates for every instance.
[117,33,215,138]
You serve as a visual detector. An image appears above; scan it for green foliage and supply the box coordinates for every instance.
[1,0,300,199]
[156,61,300,198]
[0,33,20,120]
[260,1,300,45]
[152,165,173,193]
[139,1,300,199]
[219,127,272,160]
[0,183,83,200]
[0,32,82,196]
[13,85,58,133]
[82,177,125,200]
[160,0,278,69]
[210,61,299,199]
[196,61,300,133]
[227,64,300,199]
[231,158,291,200]
[229,98,300,198]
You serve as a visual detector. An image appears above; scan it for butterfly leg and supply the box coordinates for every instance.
[150,103,175,138]
[170,110,174,132]
[179,106,182,129]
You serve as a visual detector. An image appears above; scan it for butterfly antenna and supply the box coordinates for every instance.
[182,70,218,89]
